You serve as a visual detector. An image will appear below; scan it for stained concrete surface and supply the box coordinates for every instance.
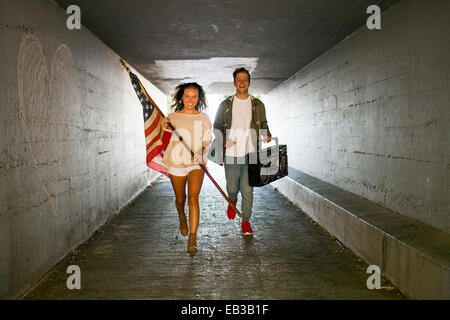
[21,164,405,300]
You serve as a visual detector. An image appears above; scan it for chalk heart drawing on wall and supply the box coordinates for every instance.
[18,34,76,216]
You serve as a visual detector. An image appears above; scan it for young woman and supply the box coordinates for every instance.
[162,83,212,256]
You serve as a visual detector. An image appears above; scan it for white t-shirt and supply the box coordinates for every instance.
[225,95,256,157]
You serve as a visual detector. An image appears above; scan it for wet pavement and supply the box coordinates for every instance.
[21,163,406,300]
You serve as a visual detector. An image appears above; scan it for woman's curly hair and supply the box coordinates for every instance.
[170,82,207,112]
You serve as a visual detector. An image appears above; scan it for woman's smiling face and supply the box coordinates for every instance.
[182,87,199,112]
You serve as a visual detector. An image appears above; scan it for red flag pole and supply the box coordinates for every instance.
[120,59,242,218]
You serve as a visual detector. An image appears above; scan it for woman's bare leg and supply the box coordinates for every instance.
[169,174,188,235]
[186,169,205,234]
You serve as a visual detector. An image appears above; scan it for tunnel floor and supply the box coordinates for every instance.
[21,164,405,300]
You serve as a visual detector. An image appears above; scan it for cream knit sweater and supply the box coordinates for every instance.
[162,112,212,168]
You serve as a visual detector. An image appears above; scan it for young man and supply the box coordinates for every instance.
[213,67,271,235]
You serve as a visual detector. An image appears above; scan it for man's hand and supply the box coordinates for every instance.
[264,136,272,143]
[224,140,236,148]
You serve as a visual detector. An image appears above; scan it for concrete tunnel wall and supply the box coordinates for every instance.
[0,0,166,299]
[1,0,449,300]
[264,0,450,235]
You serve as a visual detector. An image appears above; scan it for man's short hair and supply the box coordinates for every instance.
[233,67,251,82]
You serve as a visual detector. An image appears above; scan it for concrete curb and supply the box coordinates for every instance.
[272,169,450,300]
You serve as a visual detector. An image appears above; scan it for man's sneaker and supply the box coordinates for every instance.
[227,200,238,220]
[242,221,253,236]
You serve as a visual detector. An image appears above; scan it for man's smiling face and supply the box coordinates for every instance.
[234,72,250,95]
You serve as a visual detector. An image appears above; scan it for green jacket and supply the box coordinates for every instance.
[213,95,272,143]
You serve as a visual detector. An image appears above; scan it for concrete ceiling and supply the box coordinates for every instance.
[55,0,398,95]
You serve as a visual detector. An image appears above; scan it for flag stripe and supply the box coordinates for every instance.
[147,154,168,176]
[147,129,171,155]
[145,118,162,144]
[147,135,163,153]
[144,112,161,135]
[144,107,159,130]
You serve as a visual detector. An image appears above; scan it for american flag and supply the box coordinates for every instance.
[125,66,172,176]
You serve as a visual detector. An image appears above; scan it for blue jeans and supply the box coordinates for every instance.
[224,156,253,221]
